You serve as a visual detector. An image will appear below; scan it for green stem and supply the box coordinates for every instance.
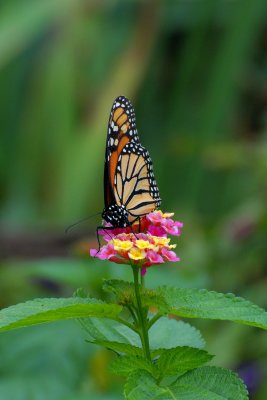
[147,312,162,330]
[117,317,139,333]
[126,304,139,325]
[132,265,151,362]
[141,272,144,287]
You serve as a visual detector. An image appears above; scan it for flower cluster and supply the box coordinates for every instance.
[90,211,183,274]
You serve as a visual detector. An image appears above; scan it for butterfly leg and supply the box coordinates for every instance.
[95,226,102,254]
[138,217,141,233]
[127,220,138,239]
[95,225,115,255]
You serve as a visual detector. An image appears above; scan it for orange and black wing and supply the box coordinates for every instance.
[104,96,161,222]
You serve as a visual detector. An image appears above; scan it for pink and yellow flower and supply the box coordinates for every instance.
[90,210,183,273]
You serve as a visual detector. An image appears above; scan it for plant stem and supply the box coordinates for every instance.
[141,273,144,287]
[132,265,151,362]
[117,317,139,333]
[126,304,139,325]
[147,312,161,330]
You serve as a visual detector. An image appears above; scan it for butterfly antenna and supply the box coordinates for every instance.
[65,212,102,234]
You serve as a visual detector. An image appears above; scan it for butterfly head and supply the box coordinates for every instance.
[102,204,129,228]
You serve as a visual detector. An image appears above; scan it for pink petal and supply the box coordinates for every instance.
[136,233,149,240]
[97,243,117,260]
[161,219,181,236]
[90,248,98,257]
[103,233,115,242]
[109,256,128,264]
[146,211,164,225]
[161,247,180,262]
[148,225,167,237]
[146,250,164,264]
[141,267,147,276]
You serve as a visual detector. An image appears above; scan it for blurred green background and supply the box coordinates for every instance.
[0,0,267,399]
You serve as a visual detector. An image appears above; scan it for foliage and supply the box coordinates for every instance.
[124,368,248,400]
[0,322,95,400]
[0,297,122,332]
[0,274,266,398]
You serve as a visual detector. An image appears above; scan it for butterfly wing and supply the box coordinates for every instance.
[104,95,139,209]
[104,95,161,224]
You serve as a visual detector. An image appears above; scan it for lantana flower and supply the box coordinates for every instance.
[90,210,183,274]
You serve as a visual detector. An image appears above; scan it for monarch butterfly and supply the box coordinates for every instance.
[102,95,161,228]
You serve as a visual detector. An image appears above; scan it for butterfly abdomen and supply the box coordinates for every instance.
[102,204,128,227]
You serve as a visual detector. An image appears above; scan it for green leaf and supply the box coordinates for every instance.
[110,355,154,377]
[89,340,144,357]
[79,317,141,346]
[65,396,122,400]
[0,298,122,332]
[103,279,134,295]
[155,287,267,329]
[79,313,205,361]
[149,317,205,349]
[0,321,93,400]
[103,279,168,310]
[110,346,212,380]
[172,366,248,399]
[103,279,267,329]
[103,279,136,306]
[104,280,267,330]
[157,347,213,378]
[124,367,248,400]
[124,370,166,400]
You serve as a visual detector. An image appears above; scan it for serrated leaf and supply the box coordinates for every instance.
[157,347,213,378]
[110,355,154,376]
[109,346,211,380]
[0,298,122,332]
[102,279,137,306]
[79,317,141,346]
[172,366,248,399]
[103,279,134,296]
[124,370,167,400]
[103,279,168,310]
[124,367,248,399]
[155,287,267,330]
[149,317,205,349]
[104,281,267,330]
[89,340,144,357]
[80,316,205,358]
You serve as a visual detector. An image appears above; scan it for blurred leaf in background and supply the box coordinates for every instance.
[0,0,267,399]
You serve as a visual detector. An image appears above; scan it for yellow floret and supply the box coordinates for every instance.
[113,239,133,252]
[135,240,154,250]
[161,212,174,218]
[128,247,146,260]
[151,236,170,246]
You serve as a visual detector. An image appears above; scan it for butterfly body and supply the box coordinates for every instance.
[102,96,161,228]
[102,204,128,227]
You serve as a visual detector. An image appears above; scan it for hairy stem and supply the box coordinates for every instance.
[126,304,139,325]
[116,317,139,333]
[148,312,162,330]
[132,265,151,362]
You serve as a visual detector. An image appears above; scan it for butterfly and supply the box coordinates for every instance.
[101,95,161,228]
